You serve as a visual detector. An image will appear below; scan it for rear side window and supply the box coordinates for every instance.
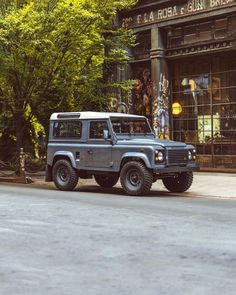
[53,121,82,138]
[89,121,109,139]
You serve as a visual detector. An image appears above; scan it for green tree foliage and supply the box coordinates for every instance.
[0,0,136,158]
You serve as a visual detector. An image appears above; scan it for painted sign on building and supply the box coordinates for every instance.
[122,0,235,27]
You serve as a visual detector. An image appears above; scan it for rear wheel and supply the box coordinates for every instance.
[52,159,78,191]
[162,172,193,193]
[120,161,153,196]
[94,174,119,188]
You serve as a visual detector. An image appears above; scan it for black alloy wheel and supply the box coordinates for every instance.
[120,161,153,196]
[162,172,193,193]
[52,159,78,191]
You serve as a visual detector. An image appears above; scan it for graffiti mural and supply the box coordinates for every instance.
[153,73,170,139]
[131,67,153,121]
[109,65,170,139]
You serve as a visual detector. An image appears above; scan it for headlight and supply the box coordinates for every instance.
[188,150,192,161]
[188,149,196,161]
[155,151,165,163]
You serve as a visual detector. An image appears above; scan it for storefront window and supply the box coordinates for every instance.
[171,52,236,168]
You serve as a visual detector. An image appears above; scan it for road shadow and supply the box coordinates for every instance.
[4,179,192,198]
[76,184,189,198]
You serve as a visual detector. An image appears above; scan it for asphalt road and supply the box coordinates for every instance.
[0,183,236,295]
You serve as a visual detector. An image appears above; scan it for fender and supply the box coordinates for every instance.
[53,151,76,168]
[121,152,152,169]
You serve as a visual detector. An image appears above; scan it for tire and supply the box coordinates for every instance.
[120,161,153,196]
[52,159,78,191]
[94,174,119,188]
[162,172,193,193]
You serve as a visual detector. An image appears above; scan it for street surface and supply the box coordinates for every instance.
[0,181,236,295]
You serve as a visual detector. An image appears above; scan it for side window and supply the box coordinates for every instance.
[89,121,109,139]
[53,121,82,138]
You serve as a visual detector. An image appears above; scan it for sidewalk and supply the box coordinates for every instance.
[185,172,236,199]
[28,172,236,199]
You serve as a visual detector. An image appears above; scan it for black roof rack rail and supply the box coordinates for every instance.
[57,113,81,119]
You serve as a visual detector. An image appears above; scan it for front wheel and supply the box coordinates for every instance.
[94,174,119,188]
[120,161,153,196]
[52,159,78,191]
[162,172,193,193]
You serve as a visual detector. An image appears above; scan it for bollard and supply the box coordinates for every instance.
[18,148,27,182]
[18,148,33,184]
[0,148,31,184]
[19,148,25,176]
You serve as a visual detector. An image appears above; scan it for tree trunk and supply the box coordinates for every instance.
[15,114,25,153]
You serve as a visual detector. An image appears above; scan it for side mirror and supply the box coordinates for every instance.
[103,129,109,140]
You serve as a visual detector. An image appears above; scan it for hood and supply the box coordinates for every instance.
[116,138,187,148]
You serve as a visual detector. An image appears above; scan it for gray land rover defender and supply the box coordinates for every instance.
[46,112,198,196]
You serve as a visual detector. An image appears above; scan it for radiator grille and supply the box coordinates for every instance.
[167,149,188,165]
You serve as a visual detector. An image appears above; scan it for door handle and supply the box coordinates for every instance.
[87,149,93,155]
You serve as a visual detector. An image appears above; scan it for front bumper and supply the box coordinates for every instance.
[153,163,199,174]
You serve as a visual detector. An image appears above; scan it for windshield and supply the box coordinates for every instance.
[111,117,153,135]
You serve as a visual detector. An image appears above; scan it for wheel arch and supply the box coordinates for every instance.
[120,152,152,171]
[52,151,76,168]
[47,154,73,183]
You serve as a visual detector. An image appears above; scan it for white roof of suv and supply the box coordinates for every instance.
[50,111,144,120]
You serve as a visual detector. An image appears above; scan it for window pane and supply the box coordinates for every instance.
[89,121,108,139]
[53,121,82,138]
